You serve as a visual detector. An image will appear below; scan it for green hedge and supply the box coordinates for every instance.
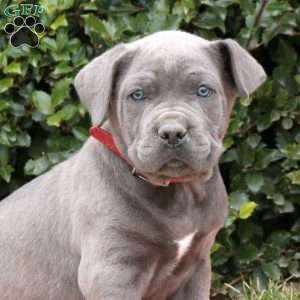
[0,0,299,296]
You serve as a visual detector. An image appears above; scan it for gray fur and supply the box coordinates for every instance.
[0,30,266,300]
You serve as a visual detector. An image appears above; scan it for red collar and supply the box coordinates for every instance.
[89,127,188,186]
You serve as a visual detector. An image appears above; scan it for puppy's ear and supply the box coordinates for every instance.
[74,44,128,126]
[211,39,267,97]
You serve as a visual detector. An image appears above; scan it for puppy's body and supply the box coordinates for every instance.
[0,31,266,300]
[0,138,226,300]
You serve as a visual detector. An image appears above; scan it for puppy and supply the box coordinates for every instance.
[0,31,266,300]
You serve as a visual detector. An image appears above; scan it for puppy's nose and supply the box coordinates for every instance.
[158,123,187,147]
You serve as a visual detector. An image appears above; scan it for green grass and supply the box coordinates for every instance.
[225,280,300,300]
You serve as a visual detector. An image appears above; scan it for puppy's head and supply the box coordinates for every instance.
[75,31,266,184]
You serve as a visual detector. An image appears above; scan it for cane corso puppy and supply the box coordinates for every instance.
[0,31,266,300]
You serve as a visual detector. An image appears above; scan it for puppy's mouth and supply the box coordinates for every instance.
[164,159,186,168]
[156,159,196,177]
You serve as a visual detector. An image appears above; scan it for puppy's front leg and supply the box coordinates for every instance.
[171,230,217,300]
[171,258,212,300]
[77,234,153,300]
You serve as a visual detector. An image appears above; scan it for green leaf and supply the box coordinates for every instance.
[237,142,255,167]
[32,91,53,115]
[0,164,14,182]
[59,0,74,10]
[281,117,293,130]
[211,243,221,254]
[268,231,291,247]
[40,0,74,12]
[262,263,281,281]
[0,100,10,111]
[295,74,300,85]
[229,191,249,210]
[255,149,283,169]
[289,260,300,278]
[72,127,88,142]
[194,7,226,32]
[272,193,285,206]
[182,0,196,10]
[80,2,97,10]
[0,125,16,146]
[24,157,50,176]
[10,102,26,117]
[286,170,300,185]
[47,110,65,127]
[246,134,261,149]
[51,78,72,107]
[280,144,300,160]
[240,95,253,106]
[83,14,109,40]
[239,201,257,219]
[0,78,14,93]
[62,104,77,120]
[0,52,7,67]
[50,15,68,30]
[15,132,31,147]
[237,244,259,262]
[3,62,22,75]
[41,37,57,51]
[245,173,264,193]
[223,136,234,150]
[53,62,73,75]
[0,146,9,165]
[47,104,77,127]
[240,0,255,14]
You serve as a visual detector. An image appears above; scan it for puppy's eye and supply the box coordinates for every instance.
[196,85,213,98]
[130,89,145,101]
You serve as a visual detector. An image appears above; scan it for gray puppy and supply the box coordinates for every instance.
[0,31,266,300]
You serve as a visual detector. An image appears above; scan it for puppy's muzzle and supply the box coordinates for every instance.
[155,110,189,148]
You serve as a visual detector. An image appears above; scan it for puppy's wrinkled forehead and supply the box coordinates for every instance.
[127,31,216,76]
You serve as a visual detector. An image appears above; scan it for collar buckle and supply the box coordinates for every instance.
[131,167,149,182]
[131,168,170,187]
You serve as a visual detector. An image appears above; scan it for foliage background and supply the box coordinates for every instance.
[0,0,299,297]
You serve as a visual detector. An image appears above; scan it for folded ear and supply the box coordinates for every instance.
[211,39,267,97]
[74,44,129,126]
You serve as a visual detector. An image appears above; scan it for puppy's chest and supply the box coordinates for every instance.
[175,231,197,262]
[145,230,203,300]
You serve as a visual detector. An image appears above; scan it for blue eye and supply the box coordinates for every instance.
[197,85,213,98]
[130,89,145,101]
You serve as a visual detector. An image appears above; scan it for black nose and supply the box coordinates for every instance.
[158,124,187,147]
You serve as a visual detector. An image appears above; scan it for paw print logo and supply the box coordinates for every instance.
[4,16,45,48]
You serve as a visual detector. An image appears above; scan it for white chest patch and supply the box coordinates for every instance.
[175,231,197,261]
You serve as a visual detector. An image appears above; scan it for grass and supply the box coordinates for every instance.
[225,279,300,300]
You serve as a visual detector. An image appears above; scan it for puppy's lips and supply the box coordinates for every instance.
[164,159,186,168]
[156,160,196,177]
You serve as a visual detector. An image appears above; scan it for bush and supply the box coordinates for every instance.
[0,0,299,295]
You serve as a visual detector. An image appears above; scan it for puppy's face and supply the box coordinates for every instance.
[115,47,226,180]
[75,31,266,183]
